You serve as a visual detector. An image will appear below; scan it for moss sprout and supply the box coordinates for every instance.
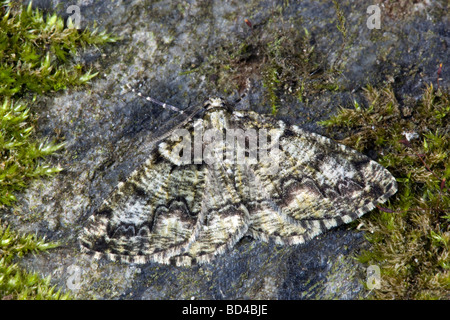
[0,221,70,299]
[184,6,335,114]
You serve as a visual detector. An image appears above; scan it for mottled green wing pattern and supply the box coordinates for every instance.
[226,110,397,247]
[80,98,397,265]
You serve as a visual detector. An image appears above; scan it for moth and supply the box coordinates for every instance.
[80,96,397,266]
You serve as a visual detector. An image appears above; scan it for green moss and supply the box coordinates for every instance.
[182,6,339,114]
[330,0,347,72]
[0,221,70,299]
[0,0,117,299]
[0,98,64,206]
[320,84,449,299]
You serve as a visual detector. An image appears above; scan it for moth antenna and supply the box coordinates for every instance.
[125,83,184,114]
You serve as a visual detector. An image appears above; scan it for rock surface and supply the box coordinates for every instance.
[5,0,449,299]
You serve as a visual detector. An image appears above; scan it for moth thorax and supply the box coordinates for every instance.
[206,109,229,131]
[203,98,229,130]
[206,97,225,109]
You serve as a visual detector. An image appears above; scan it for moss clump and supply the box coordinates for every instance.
[0,0,116,299]
[185,5,337,115]
[259,26,324,114]
[0,98,64,206]
[0,1,117,96]
[320,84,449,299]
[330,0,348,72]
[0,221,69,299]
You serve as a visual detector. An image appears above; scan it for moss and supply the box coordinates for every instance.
[181,5,339,114]
[0,98,64,206]
[0,0,116,299]
[330,0,347,72]
[320,84,449,299]
[0,221,69,299]
[0,1,118,96]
